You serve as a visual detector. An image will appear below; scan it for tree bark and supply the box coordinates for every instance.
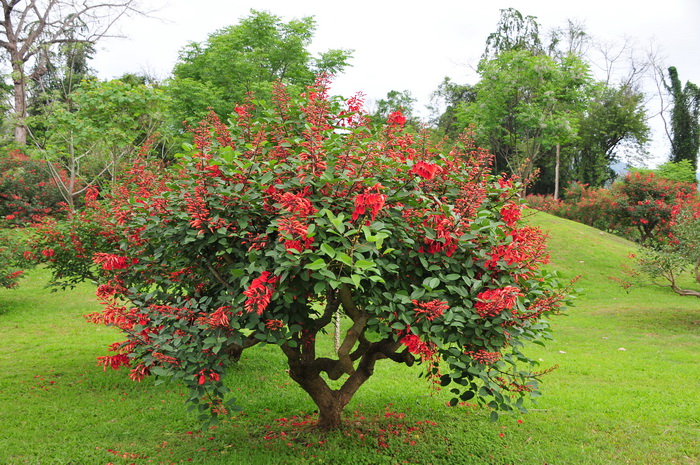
[11,64,27,145]
[554,143,560,200]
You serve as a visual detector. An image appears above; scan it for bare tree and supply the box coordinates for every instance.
[0,0,142,144]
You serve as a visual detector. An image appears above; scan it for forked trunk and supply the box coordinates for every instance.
[290,369,354,431]
[315,392,347,430]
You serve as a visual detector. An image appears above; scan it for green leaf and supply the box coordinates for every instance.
[306,258,326,270]
[354,259,374,269]
[320,243,336,258]
[336,253,353,266]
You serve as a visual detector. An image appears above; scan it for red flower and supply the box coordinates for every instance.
[209,306,231,327]
[387,111,407,126]
[243,271,276,315]
[474,286,523,318]
[499,202,521,227]
[409,161,440,180]
[400,333,436,361]
[265,319,284,330]
[93,253,130,271]
[412,299,448,321]
[352,184,387,221]
[97,353,131,371]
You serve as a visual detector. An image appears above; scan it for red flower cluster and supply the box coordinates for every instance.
[243,271,277,315]
[486,227,549,273]
[277,217,314,253]
[208,306,232,328]
[196,369,221,385]
[352,183,387,221]
[465,349,502,365]
[96,353,131,371]
[412,299,448,321]
[499,202,521,227]
[419,214,457,257]
[474,286,523,318]
[400,333,436,361]
[387,110,407,126]
[93,253,130,271]
[265,319,284,330]
[409,161,441,181]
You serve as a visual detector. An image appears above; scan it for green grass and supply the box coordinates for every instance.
[1,212,698,464]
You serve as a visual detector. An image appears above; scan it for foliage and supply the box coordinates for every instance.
[459,49,591,183]
[0,150,65,226]
[168,9,352,125]
[611,171,698,245]
[567,83,649,187]
[481,8,543,61]
[31,78,168,210]
[626,206,700,298]
[665,66,700,171]
[38,79,572,430]
[0,229,32,288]
[429,77,476,139]
[527,172,700,245]
[631,159,698,185]
[0,0,142,144]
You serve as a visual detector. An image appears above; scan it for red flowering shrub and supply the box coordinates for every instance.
[0,230,33,289]
[0,150,66,227]
[529,175,699,246]
[610,171,699,245]
[39,79,572,430]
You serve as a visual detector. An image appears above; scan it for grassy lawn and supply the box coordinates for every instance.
[1,212,698,464]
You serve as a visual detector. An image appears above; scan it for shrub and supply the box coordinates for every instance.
[39,79,572,430]
[610,171,699,245]
[0,150,66,227]
[0,230,32,288]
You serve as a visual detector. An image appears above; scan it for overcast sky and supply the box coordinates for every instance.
[92,0,700,167]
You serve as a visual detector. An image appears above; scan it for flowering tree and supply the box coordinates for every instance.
[36,79,571,430]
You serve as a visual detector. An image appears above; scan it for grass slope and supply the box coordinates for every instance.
[0,212,698,465]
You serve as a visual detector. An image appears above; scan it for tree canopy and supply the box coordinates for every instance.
[168,9,352,125]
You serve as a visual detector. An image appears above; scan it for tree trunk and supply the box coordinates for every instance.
[554,143,560,200]
[12,67,28,145]
[315,390,347,430]
[289,368,351,430]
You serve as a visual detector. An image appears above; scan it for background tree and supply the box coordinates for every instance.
[368,89,417,126]
[664,66,700,171]
[0,0,142,145]
[566,83,649,187]
[31,78,166,210]
[167,9,352,125]
[481,8,543,61]
[429,77,476,139]
[459,49,590,187]
[434,9,650,195]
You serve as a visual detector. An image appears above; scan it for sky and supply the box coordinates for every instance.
[92,0,700,167]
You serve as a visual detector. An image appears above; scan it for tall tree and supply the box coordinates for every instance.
[168,9,352,125]
[429,77,476,139]
[482,7,543,61]
[0,0,141,145]
[664,66,700,171]
[569,83,649,187]
[459,50,591,187]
